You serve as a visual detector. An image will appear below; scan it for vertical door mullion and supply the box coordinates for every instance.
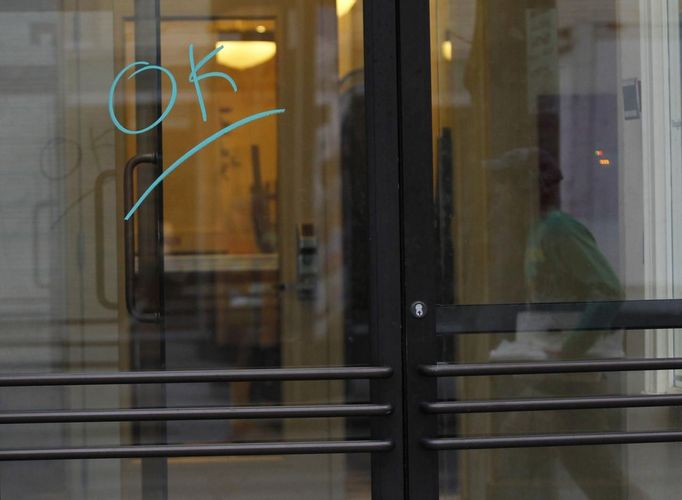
[364,0,406,498]
[396,0,439,498]
[132,0,167,498]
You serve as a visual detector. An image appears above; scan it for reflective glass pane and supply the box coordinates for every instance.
[0,0,371,498]
[431,0,682,498]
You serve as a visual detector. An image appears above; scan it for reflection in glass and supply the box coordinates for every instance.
[0,0,370,498]
[432,0,682,498]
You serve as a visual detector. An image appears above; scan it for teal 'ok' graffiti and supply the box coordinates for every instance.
[108,43,285,220]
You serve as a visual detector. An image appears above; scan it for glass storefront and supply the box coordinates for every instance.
[3,0,682,498]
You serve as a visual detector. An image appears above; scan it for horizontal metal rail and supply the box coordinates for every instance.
[0,440,394,461]
[0,404,392,424]
[420,358,682,376]
[422,431,682,450]
[421,394,682,414]
[0,366,392,387]
[436,299,682,334]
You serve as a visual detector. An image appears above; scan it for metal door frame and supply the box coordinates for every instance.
[364,0,408,497]
[394,0,439,497]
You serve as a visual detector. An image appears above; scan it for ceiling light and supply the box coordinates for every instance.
[215,41,277,71]
[337,0,357,17]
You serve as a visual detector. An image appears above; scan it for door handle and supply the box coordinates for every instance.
[296,223,317,300]
[124,153,161,323]
[95,169,118,310]
[32,201,52,289]
[274,224,318,299]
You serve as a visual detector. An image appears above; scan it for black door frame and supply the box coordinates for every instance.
[363,0,407,497]
[392,0,439,498]
[124,0,411,496]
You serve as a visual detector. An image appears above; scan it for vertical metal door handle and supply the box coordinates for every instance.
[123,153,161,323]
[95,169,118,310]
[32,201,52,289]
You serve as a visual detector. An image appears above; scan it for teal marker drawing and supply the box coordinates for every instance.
[189,44,238,122]
[107,43,284,220]
[124,108,285,220]
[108,61,178,135]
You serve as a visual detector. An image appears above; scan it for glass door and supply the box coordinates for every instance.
[0,1,404,498]
[400,0,682,498]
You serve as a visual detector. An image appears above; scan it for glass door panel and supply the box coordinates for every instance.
[153,1,371,498]
[0,0,378,498]
[0,2,133,498]
[430,0,682,498]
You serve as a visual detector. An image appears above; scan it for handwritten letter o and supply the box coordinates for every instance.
[108,61,178,135]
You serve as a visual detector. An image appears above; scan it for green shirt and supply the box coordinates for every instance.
[525,210,623,356]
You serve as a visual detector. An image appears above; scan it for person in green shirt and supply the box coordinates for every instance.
[496,148,648,500]
[525,149,624,358]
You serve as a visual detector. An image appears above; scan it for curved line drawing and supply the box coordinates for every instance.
[39,137,82,181]
[108,61,178,135]
[124,108,286,220]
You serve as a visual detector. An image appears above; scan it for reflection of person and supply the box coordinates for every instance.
[525,150,624,358]
[495,150,648,500]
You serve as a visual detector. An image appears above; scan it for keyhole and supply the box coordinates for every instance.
[410,301,427,319]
